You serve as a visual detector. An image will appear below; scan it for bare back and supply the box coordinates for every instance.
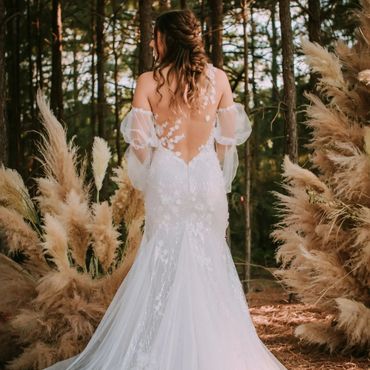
[132,63,234,164]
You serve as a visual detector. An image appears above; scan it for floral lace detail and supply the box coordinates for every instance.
[126,228,182,369]
[217,103,236,113]
[154,118,185,157]
[135,350,157,370]
[122,161,226,367]
[199,63,217,109]
[197,127,216,153]
[151,64,218,164]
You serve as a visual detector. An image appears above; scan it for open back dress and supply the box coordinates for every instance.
[44,63,286,370]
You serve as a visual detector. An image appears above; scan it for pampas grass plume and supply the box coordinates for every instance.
[273,2,370,353]
[363,127,370,156]
[92,137,111,202]
[0,165,38,226]
[358,69,370,85]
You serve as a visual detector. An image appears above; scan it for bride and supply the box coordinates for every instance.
[45,9,287,370]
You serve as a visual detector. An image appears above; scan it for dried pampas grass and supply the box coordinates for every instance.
[110,162,145,225]
[295,322,345,353]
[0,207,47,277]
[0,166,38,227]
[301,38,364,117]
[92,137,111,202]
[0,91,145,368]
[35,90,87,216]
[273,0,370,355]
[358,69,370,85]
[41,213,70,273]
[335,298,370,349]
[90,201,120,272]
[0,254,37,366]
[294,299,370,354]
[58,190,91,269]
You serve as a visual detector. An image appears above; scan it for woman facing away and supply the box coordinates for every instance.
[44,9,287,370]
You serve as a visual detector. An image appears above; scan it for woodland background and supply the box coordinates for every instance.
[0,0,362,279]
[0,0,359,282]
[1,0,370,369]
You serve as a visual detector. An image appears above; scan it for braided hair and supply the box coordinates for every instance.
[152,9,210,113]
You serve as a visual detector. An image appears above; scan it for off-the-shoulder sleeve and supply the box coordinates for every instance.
[214,102,252,193]
[120,107,158,191]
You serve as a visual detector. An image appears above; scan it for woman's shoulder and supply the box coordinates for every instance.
[132,72,157,110]
[204,62,227,82]
[205,64,230,98]
[134,71,157,102]
[212,65,229,83]
[137,71,156,86]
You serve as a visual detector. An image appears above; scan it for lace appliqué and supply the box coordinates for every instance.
[188,219,213,272]
[154,118,185,157]
[135,351,157,370]
[127,229,180,370]
[152,63,217,162]
[217,104,236,113]
[197,129,215,153]
[199,63,217,110]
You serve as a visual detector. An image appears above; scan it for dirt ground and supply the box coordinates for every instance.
[247,280,370,370]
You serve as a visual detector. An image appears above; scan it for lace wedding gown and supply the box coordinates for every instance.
[45,65,286,370]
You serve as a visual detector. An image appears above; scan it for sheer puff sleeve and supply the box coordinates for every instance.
[214,102,252,193]
[120,107,159,191]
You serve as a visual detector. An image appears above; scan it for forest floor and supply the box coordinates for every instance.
[247,279,369,370]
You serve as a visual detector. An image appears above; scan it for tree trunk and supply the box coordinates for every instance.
[308,0,321,89]
[96,0,106,138]
[209,0,223,68]
[279,0,298,163]
[111,0,122,163]
[250,5,257,109]
[0,0,7,166]
[250,4,261,178]
[201,0,211,56]
[72,29,79,128]
[242,0,251,294]
[27,0,35,131]
[51,0,63,120]
[35,0,43,89]
[138,0,153,74]
[180,0,186,9]
[308,0,321,43]
[6,0,21,171]
[270,0,279,102]
[90,0,96,139]
[27,0,42,186]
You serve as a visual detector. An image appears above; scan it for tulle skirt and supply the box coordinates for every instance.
[44,221,286,370]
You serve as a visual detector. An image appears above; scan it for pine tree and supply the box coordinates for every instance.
[272,0,370,354]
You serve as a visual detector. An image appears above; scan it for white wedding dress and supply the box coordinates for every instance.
[45,64,286,370]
